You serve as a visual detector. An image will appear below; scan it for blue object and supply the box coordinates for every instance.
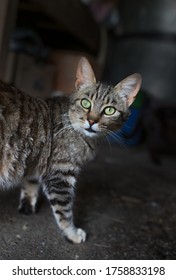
[108,107,142,146]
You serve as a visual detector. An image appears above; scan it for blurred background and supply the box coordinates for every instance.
[1,0,176,259]
[1,0,176,162]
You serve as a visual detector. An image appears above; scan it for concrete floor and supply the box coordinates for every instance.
[0,144,176,260]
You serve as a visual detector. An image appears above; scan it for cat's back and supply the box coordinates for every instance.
[0,79,21,100]
[0,80,27,118]
[0,80,49,128]
[0,80,51,188]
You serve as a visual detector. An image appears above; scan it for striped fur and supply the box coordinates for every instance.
[0,57,141,243]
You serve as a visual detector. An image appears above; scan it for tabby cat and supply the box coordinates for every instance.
[0,57,141,243]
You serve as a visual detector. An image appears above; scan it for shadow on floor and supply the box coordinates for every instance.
[0,144,176,259]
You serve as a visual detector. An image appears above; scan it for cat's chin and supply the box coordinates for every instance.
[71,124,97,138]
[83,129,97,138]
[78,127,98,138]
[71,122,98,138]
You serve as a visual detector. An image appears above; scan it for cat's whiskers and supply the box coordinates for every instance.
[105,129,127,151]
[97,126,112,152]
[101,131,112,153]
[121,123,130,130]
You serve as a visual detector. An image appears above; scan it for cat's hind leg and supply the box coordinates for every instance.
[19,179,40,215]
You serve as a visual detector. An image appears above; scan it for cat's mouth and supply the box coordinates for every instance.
[85,127,97,134]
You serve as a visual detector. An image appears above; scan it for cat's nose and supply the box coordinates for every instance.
[87,113,99,126]
[89,119,95,126]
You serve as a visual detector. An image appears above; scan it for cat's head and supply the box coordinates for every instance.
[69,57,142,138]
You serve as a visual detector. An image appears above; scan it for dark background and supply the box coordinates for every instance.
[0,0,176,259]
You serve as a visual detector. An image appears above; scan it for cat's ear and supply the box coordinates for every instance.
[75,57,96,90]
[115,73,142,107]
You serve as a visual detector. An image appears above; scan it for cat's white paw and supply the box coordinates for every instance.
[65,227,86,243]
[76,228,86,243]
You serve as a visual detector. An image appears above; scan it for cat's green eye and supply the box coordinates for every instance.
[104,106,116,116]
[81,98,91,109]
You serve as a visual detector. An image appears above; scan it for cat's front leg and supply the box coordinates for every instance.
[44,177,86,243]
